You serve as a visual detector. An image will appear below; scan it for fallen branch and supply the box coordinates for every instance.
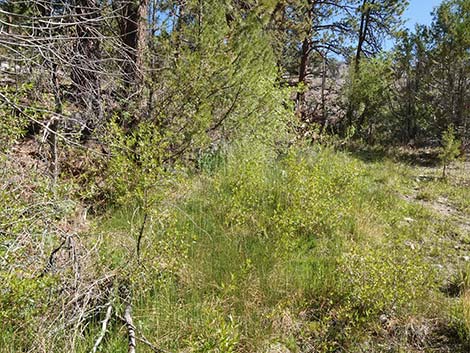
[116,314,167,353]
[136,211,148,263]
[136,333,167,353]
[116,314,168,353]
[38,237,67,277]
[124,304,136,353]
[90,303,113,353]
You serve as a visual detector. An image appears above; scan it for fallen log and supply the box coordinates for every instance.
[124,304,136,353]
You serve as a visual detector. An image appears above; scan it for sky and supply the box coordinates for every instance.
[382,0,443,49]
[404,0,443,30]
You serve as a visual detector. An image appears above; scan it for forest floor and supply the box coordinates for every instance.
[2,144,470,353]
[360,147,470,283]
[85,146,470,353]
[355,147,470,269]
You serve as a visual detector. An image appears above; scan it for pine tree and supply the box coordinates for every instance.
[439,125,461,178]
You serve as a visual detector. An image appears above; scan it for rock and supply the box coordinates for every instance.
[265,343,291,353]
[404,240,416,250]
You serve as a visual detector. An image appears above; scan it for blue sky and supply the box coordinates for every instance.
[382,0,443,49]
[405,0,443,29]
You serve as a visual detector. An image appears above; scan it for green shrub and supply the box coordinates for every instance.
[341,245,437,319]
[0,83,33,151]
[439,125,461,178]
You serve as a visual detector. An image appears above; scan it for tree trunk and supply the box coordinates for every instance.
[119,0,149,123]
[136,0,149,86]
[120,0,149,87]
[296,37,311,119]
[347,0,374,134]
[354,0,374,73]
[71,0,102,139]
[321,54,327,130]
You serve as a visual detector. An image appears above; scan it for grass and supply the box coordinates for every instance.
[85,146,469,352]
[2,144,470,352]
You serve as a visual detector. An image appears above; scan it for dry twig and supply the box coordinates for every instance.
[90,303,113,353]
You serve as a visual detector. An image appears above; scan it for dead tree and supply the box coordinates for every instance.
[70,0,104,139]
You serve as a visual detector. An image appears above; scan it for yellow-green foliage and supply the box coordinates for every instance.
[342,245,436,318]
[344,56,394,138]
[3,143,464,352]
[439,125,461,177]
[462,290,470,342]
[105,118,172,207]
[103,0,293,209]
[274,147,361,241]
[87,143,447,352]
[450,265,470,344]
[0,156,77,350]
[0,83,35,151]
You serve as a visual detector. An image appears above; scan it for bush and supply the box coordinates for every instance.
[439,125,461,178]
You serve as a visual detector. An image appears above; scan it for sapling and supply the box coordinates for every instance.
[439,125,461,178]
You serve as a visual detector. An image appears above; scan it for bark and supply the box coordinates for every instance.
[71,0,102,139]
[124,304,136,353]
[348,0,374,133]
[354,0,374,73]
[49,62,61,186]
[136,0,149,85]
[321,54,327,129]
[120,0,149,87]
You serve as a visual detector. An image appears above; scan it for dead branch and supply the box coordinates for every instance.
[38,236,67,277]
[124,303,136,353]
[135,334,167,353]
[116,313,167,353]
[136,211,148,263]
[90,303,113,353]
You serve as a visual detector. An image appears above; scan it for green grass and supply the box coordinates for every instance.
[2,145,470,352]
[84,146,469,352]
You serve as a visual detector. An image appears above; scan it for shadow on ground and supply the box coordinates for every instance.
[343,145,441,167]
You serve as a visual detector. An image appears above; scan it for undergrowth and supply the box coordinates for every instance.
[2,144,469,352]
[88,144,468,352]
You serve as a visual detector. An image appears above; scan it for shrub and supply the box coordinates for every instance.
[439,125,461,178]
